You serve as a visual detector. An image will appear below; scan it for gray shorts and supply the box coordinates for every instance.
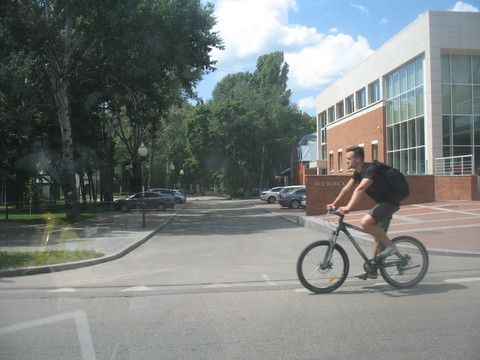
[368,202,400,232]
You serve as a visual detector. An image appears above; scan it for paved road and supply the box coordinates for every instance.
[1,200,479,359]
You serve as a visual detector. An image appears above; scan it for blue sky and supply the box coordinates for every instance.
[196,0,480,115]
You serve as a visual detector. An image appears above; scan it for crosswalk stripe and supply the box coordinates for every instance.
[121,286,152,292]
[48,288,76,293]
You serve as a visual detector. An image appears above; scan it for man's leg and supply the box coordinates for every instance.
[361,214,391,258]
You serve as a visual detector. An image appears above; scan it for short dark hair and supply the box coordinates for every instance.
[346,146,364,161]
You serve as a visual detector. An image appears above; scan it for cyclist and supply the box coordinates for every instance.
[327,146,401,280]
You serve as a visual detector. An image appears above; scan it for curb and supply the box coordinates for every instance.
[256,204,480,258]
[0,206,185,278]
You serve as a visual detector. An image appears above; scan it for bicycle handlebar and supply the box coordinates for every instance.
[327,208,344,217]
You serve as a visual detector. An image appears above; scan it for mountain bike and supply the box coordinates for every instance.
[296,209,429,293]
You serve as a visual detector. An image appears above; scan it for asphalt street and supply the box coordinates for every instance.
[1,199,479,359]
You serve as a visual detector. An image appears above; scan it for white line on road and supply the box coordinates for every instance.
[262,274,277,286]
[48,288,77,293]
[204,283,233,288]
[294,288,309,293]
[444,277,480,284]
[412,204,480,216]
[121,286,152,292]
[0,311,96,360]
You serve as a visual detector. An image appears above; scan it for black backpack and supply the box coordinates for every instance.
[371,160,410,203]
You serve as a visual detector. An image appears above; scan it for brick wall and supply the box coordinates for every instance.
[435,176,479,200]
[295,163,317,185]
[326,106,385,174]
[306,174,436,216]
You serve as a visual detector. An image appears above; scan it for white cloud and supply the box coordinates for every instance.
[449,1,479,12]
[350,3,369,16]
[380,17,389,25]
[297,96,317,111]
[285,34,374,89]
[209,0,374,102]
[211,0,297,62]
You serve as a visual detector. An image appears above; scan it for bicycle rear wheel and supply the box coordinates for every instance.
[379,236,429,288]
[296,241,349,293]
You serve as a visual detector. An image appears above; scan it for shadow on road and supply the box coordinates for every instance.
[319,282,469,297]
[161,200,297,236]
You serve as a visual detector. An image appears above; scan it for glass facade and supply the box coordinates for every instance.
[318,111,327,161]
[369,80,380,103]
[385,56,425,174]
[356,88,366,110]
[442,53,480,170]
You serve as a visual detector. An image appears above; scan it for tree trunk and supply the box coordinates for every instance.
[52,83,80,221]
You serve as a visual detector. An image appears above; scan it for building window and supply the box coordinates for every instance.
[318,111,327,160]
[329,152,334,172]
[441,53,480,170]
[385,55,425,174]
[337,150,343,171]
[371,142,378,161]
[356,88,366,110]
[345,95,354,115]
[336,101,344,119]
[369,80,380,103]
[328,106,335,124]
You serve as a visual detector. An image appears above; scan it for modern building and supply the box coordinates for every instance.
[315,10,480,176]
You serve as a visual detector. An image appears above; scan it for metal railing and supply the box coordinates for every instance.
[435,155,473,176]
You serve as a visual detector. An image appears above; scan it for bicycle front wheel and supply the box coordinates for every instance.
[296,241,349,293]
[379,236,429,288]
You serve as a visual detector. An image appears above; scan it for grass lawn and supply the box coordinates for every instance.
[0,249,104,269]
[1,212,99,224]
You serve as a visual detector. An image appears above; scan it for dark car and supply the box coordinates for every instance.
[278,187,306,209]
[150,188,186,204]
[114,191,175,212]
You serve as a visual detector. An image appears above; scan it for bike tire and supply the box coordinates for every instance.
[379,236,429,288]
[296,241,349,293]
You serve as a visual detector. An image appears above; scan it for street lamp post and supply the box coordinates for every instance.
[179,169,184,190]
[138,142,148,228]
[169,163,175,188]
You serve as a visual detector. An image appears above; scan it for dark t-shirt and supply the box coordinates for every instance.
[352,162,396,205]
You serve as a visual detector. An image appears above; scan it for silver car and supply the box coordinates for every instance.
[260,187,284,204]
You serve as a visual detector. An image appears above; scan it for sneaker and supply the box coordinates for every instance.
[355,271,377,280]
[377,244,398,259]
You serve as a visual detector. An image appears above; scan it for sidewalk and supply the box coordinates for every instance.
[254,200,480,257]
[0,204,186,277]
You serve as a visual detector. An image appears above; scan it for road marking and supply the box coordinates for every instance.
[294,288,309,293]
[0,311,96,360]
[49,288,76,293]
[204,283,233,288]
[121,286,152,292]
[373,282,387,286]
[412,204,480,216]
[262,274,277,286]
[388,223,480,234]
[444,277,480,284]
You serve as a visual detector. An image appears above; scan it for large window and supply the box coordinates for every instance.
[356,88,366,110]
[336,101,344,119]
[327,106,335,124]
[345,95,354,115]
[385,56,425,174]
[369,80,380,103]
[442,53,480,169]
[318,111,327,160]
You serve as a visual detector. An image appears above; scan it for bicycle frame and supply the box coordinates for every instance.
[325,215,371,264]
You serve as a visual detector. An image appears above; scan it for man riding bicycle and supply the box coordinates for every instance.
[327,146,407,280]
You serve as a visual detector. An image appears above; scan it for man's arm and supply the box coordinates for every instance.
[327,178,356,209]
[338,178,372,214]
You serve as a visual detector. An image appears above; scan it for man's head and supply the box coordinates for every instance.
[346,146,365,171]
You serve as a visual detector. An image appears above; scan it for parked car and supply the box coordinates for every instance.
[301,194,306,207]
[114,191,175,212]
[276,186,305,203]
[278,187,306,209]
[149,188,186,204]
[260,187,284,204]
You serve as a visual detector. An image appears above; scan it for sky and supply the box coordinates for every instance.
[195,0,480,115]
